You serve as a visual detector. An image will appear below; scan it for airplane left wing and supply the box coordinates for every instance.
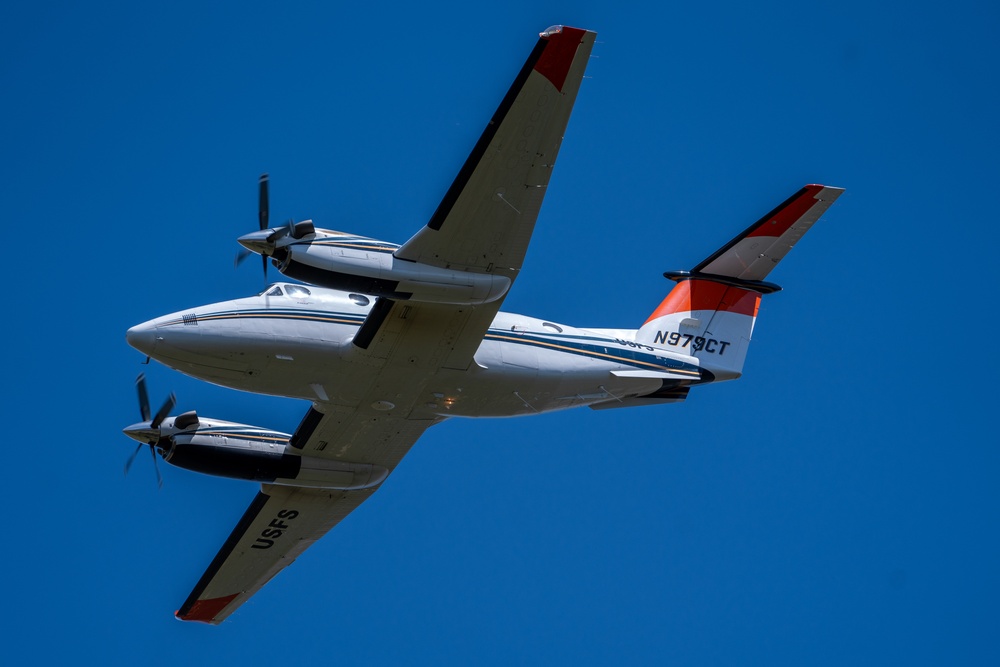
[176,484,375,624]
[395,25,595,279]
[365,26,596,370]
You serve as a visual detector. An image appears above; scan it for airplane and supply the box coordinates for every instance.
[123,25,843,624]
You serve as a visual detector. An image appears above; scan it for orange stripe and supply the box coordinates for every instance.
[644,280,760,324]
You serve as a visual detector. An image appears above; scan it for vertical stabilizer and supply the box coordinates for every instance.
[637,278,761,380]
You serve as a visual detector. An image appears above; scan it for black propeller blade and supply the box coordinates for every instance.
[137,372,151,422]
[123,442,143,477]
[151,389,175,430]
[259,173,269,280]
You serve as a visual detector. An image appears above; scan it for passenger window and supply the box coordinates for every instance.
[349,294,370,307]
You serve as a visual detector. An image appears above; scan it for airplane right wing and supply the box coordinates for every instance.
[175,484,375,624]
[176,408,438,625]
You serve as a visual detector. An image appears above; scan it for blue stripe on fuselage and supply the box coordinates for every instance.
[159,309,693,375]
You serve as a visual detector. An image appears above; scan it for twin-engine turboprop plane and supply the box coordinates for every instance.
[124,25,843,624]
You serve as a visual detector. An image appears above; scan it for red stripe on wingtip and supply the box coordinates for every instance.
[746,184,824,239]
[644,280,760,324]
[534,26,586,92]
[175,594,239,623]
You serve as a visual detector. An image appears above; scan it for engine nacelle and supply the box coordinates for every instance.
[160,417,387,490]
[240,226,510,305]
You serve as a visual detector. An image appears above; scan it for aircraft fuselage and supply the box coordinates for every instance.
[127,283,704,420]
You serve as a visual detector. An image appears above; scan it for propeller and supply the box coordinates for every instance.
[123,373,175,488]
[235,174,316,278]
[235,173,272,280]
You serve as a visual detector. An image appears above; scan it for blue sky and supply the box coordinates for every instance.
[3,1,998,664]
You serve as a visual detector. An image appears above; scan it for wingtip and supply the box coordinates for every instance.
[806,183,846,196]
[533,26,591,92]
[175,594,239,625]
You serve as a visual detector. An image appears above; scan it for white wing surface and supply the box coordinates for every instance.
[692,185,844,281]
[396,26,595,280]
[175,485,374,624]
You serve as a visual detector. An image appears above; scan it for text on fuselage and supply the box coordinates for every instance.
[654,331,730,355]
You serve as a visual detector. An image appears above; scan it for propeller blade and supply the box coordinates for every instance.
[136,374,151,423]
[235,247,252,268]
[150,392,176,429]
[124,443,143,476]
[150,444,164,489]
[260,174,270,281]
[259,173,269,231]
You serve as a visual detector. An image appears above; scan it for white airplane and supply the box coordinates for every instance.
[124,25,843,624]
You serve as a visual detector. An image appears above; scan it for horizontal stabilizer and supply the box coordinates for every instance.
[692,184,843,282]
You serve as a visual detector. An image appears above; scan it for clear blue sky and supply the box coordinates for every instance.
[3,1,998,664]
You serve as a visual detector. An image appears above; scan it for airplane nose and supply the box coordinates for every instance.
[126,323,159,356]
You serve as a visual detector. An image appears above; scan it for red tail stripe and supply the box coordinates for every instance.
[534,27,587,92]
[644,280,760,324]
[746,184,824,239]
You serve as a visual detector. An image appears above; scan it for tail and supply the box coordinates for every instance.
[636,184,844,380]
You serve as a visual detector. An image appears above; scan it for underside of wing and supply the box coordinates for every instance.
[355,27,596,368]
[395,26,596,280]
[176,484,374,624]
[177,388,441,624]
[692,185,844,282]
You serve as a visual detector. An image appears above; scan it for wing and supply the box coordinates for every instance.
[176,409,436,624]
[366,26,596,370]
[692,184,844,281]
[396,25,596,283]
[176,484,374,624]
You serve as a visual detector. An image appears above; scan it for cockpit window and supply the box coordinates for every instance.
[265,286,283,296]
[286,285,311,298]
